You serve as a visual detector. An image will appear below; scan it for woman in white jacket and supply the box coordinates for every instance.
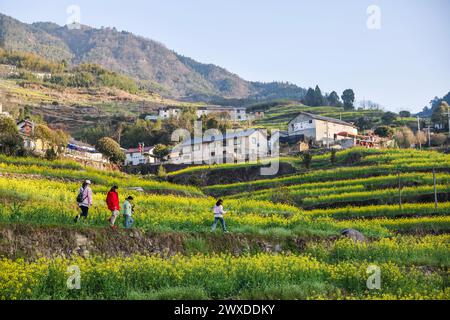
[211,199,228,232]
[74,180,93,223]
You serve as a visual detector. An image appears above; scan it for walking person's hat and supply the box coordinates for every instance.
[85,180,92,184]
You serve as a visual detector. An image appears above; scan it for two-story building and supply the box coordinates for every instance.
[158,108,181,119]
[124,146,156,166]
[156,106,248,122]
[170,129,268,165]
[16,119,39,151]
[196,106,248,121]
[288,112,358,146]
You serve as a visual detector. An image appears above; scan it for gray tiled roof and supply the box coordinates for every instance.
[290,112,356,127]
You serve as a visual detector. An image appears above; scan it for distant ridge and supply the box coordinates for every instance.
[0,13,306,102]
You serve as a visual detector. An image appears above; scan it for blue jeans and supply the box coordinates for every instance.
[124,215,134,229]
[211,217,227,231]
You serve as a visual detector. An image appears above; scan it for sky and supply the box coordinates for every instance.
[0,0,449,112]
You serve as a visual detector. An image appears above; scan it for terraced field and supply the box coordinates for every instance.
[251,103,384,130]
[0,149,449,300]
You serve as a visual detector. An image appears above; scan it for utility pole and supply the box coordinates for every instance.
[445,108,450,136]
[433,168,438,210]
[398,171,402,209]
[417,116,422,150]
[426,126,432,147]
[326,121,330,149]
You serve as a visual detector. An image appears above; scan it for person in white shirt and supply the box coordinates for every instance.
[211,199,228,232]
[74,180,93,223]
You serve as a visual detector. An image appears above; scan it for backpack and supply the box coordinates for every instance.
[76,187,86,204]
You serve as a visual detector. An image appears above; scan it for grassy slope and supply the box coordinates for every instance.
[252,102,384,130]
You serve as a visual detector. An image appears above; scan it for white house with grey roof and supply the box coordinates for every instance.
[288,112,358,146]
[157,106,248,122]
[170,128,268,165]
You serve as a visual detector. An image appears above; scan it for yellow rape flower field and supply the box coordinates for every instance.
[0,150,449,300]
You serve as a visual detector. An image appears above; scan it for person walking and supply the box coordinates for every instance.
[74,180,93,223]
[106,186,120,229]
[211,199,228,232]
[123,196,134,229]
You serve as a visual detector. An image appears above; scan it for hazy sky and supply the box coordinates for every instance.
[1,0,449,112]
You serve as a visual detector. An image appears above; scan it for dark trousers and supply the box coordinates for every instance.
[212,217,227,231]
[74,205,89,222]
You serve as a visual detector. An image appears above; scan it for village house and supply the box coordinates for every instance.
[158,107,181,119]
[288,112,358,147]
[16,118,44,152]
[170,128,268,165]
[65,139,108,163]
[196,106,248,121]
[124,146,156,166]
[156,106,248,122]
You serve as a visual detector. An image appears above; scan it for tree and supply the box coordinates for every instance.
[96,137,125,165]
[328,91,340,106]
[341,89,355,110]
[355,116,374,131]
[314,85,325,106]
[399,110,411,118]
[34,124,69,155]
[381,112,398,125]
[303,88,316,106]
[374,126,394,138]
[394,127,415,148]
[152,144,170,162]
[0,117,22,156]
[431,101,449,131]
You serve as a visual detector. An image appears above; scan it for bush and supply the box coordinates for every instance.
[330,150,337,165]
[157,165,167,179]
[395,127,415,148]
[0,117,23,156]
[301,152,312,169]
[430,133,447,147]
[45,148,58,161]
[343,151,362,165]
[374,126,394,138]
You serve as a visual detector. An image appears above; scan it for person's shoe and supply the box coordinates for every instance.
[73,216,79,223]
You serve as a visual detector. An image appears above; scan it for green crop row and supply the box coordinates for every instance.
[205,161,450,197]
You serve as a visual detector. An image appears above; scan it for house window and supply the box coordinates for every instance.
[309,120,313,124]
[252,137,257,144]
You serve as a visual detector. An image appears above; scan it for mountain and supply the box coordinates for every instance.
[0,13,306,102]
[416,91,450,117]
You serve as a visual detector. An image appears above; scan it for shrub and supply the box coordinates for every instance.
[0,116,23,156]
[301,152,312,169]
[431,133,447,147]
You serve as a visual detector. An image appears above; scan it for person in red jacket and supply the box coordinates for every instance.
[106,186,120,229]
